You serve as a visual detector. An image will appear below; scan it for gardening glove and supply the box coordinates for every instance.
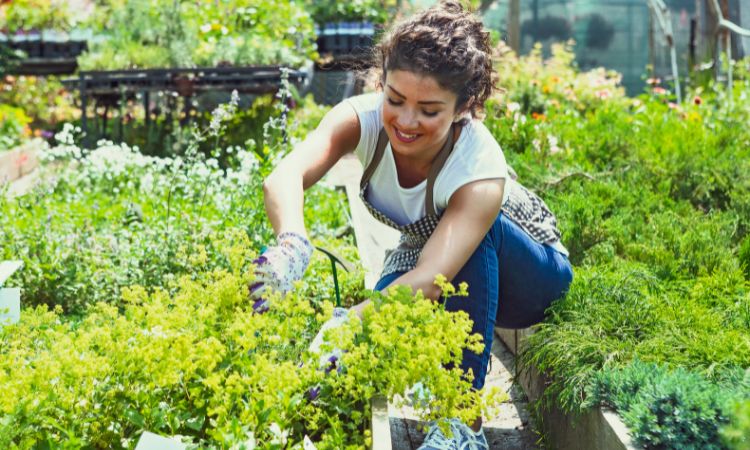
[308,307,349,373]
[249,231,313,313]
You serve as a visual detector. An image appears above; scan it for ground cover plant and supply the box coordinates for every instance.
[0,93,344,315]
[0,234,504,448]
[485,44,750,448]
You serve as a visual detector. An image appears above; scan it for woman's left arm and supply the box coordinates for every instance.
[396,178,505,299]
[351,178,505,318]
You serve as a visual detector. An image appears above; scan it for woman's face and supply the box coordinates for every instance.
[382,70,459,163]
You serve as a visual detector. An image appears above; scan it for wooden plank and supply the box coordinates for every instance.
[0,261,23,286]
[371,395,392,450]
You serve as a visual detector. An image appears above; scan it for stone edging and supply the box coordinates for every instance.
[495,327,638,450]
[0,138,46,185]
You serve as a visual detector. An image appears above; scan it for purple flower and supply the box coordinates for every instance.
[307,386,320,402]
[324,355,338,374]
[41,130,54,139]
[252,299,269,314]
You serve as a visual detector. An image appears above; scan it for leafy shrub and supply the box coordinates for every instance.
[305,0,394,25]
[0,124,350,315]
[585,360,749,450]
[0,238,505,448]
[0,75,78,132]
[0,104,31,150]
[0,0,82,32]
[723,399,750,450]
[486,42,750,448]
[741,235,750,281]
[78,0,317,70]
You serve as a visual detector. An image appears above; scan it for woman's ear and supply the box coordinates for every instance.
[454,96,475,122]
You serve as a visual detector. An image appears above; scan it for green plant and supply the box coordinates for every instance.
[0,104,31,150]
[0,75,78,130]
[79,0,317,70]
[305,0,394,25]
[0,239,505,447]
[723,399,750,450]
[586,360,750,450]
[1,0,82,32]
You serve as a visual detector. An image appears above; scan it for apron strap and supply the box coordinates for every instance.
[360,123,459,217]
[360,128,390,189]
[425,122,457,217]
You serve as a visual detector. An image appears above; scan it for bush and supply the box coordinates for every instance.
[723,399,750,450]
[0,243,505,447]
[585,360,748,450]
[78,0,317,70]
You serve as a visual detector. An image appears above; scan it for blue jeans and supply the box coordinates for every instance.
[374,213,573,390]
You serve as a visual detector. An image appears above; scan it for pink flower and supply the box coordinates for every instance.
[652,87,668,95]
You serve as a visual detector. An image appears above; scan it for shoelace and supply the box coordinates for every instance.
[449,420,488,450]
[419,422,457,450]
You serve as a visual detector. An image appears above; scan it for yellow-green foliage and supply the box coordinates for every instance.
[723,399,750,450]
[0,230,505,448]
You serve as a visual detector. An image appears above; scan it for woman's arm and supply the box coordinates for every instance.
[385,178,505,299]
[263,101,361,237]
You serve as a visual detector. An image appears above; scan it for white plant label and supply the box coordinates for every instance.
[134,432,187,450]
[0,288,20,326]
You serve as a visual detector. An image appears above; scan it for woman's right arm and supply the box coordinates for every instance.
[263,101,362,238]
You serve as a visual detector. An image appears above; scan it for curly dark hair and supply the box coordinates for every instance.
[375,0,496,119]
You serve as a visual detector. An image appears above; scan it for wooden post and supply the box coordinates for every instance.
[649,8,656,78]
[508,0,521,53]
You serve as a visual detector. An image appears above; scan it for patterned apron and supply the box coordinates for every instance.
[359,125,563,278]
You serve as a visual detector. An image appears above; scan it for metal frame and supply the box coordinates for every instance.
[707,0,750,96]
[646,0,682,102]
[62,66,307,147]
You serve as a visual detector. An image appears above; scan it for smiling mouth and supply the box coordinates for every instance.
[393,127,421,143]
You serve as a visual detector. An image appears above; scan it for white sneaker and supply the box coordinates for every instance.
[417,421,458,450]
[448,418,488,450]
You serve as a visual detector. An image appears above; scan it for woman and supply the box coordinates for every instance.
[251,2,573,448]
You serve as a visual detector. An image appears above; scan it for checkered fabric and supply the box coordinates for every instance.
[360,128,562,278]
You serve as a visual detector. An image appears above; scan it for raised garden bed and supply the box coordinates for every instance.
[0,138,44,184]
[496,327,637,450]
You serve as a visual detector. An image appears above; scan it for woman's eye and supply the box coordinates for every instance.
[387,98,402,106]
[423,111,438,117]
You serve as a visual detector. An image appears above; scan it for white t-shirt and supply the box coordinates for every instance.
[345,92,509,226]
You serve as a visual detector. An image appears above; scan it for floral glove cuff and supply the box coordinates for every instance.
[249,231,313,304]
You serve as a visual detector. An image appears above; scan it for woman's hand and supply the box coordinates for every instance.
[249,232,313,312]
[308,306,350,372]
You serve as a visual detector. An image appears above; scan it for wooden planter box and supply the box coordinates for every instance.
[132,397,391,449]
[0,139,43,185]
[495,327,637,450]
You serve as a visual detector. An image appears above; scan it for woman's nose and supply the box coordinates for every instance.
[396,111,418,129]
